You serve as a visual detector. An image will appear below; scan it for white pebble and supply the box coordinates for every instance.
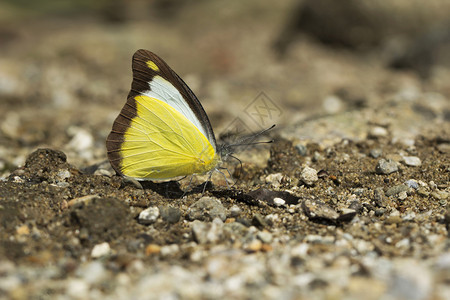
[273,197,285,207]
[91,242,111,258]
[139,206,160,225]
[322,95,343,114]
[300,166,318,186]
[369,126,388,137]
[402,156,421,167]
[265,173,283,188]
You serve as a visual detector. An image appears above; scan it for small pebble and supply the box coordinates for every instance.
[192,219,224,244]
[66,279,89,299]
[67,194,100,208]
[138,206,160,225]
[244,238,263,252]
[312,151,324,162]
[265,173,283,188]
[300,166,318,186]
[145,244,161,256]
[368,126,388,138]
[337,208,357,222]
[91,242,111,258]
[398,191,408,200]
[295,144,307,156]
[229,205,242,218]
[405,179,419,189]
[273,197,286,207]
[187,197,227,222]
[256,231,273,244]
[56,169,71,182]
[252,213,269,228]
[369,148,383,158]
[431,190,449,200]
[322,95,343,114]
[375,159,398,175]
[417,188,430,197]
[402,156,421,166]
[159,205,181,224]
[302,199,339,221]
[386,184,409,197]
[67,126,94,160]
[77,261,108,284]
[160,244,179,257]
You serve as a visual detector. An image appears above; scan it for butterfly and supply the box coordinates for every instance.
[106,49,221,181]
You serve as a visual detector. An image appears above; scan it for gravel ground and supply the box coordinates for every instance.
[0,1,449,299]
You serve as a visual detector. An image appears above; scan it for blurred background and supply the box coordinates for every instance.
[0,0,449,174]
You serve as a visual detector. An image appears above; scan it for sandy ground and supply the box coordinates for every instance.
[0,1,449,299]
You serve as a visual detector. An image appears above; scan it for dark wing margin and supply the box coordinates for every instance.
[106,97,138,176]
[129,49,216,148]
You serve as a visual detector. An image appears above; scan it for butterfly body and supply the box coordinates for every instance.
[106,50,219,180]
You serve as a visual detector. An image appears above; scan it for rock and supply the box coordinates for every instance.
[405,179,419,189]
[158,205,181,224]
[160,244,179,257]
[369,148,383,158]
[67,194,101,208]
[373,187,388,207]
[223,221,248,238]
[66,279,89,299]
[56,169,71,182]
[243,238,263,252]
[186,197,227,222]
[386,185,409,197]
[76,261,108,284]
[256,231,273,243]
[229,205,242,218]
[398,191,408,200]
[312,151,325,162]
[375,159,398,175]
[91,242,111,258]
[368,126,388,138]
[417,188,430,197]
[295,144,307,156]
[431,190,449,200]
[323,95,343,114]
[402,156,421,166]
[265,173,284,188]
[273,197,286,207]
[145,244,161,256]
[386,260,432,300]
[138,207,160,225]
[191,219,224,244]
[67,126,94,160]
[247,188,299,206]
[302,199,339,221]
[300,166,318,186]
[437,143,450,154]
[337,208,357,222]
[252,213,269,229]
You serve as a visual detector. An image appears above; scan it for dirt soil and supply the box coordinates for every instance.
[0,1,449,299]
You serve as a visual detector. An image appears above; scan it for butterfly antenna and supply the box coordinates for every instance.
[226,124,276,148]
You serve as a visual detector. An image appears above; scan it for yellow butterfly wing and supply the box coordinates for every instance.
[117,95,218,179]
[106,50,219,180]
